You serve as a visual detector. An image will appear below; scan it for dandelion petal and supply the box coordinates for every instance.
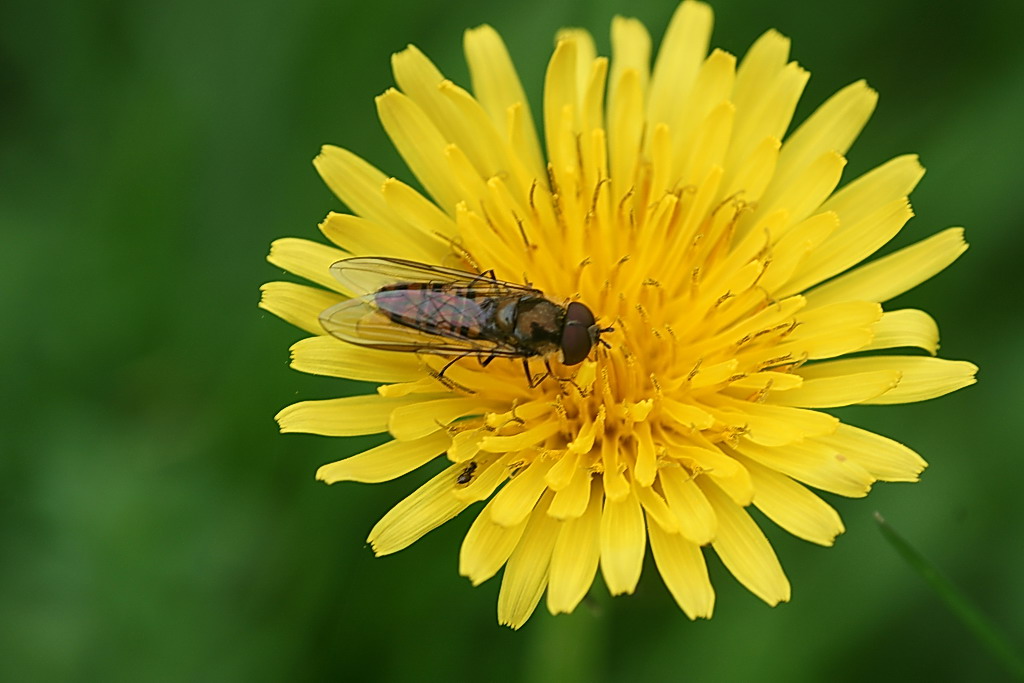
[702,479,791,606]
[498,494,560,629]
[648,519,715,619]
[599,491,646,595]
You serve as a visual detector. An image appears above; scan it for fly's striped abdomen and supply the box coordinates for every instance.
[374,284,491,340]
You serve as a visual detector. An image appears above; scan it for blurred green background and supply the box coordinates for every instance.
[3,0,1023,680]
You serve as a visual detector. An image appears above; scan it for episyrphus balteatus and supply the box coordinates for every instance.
[319,257,612,387]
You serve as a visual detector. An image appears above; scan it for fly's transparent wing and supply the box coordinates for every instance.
[328,257,541,297]
[319,257,541,357]
[319,296,525,357]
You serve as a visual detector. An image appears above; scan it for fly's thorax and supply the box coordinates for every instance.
[492,297,520,336]
[510,297,565,356]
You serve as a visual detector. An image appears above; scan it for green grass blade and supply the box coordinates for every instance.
[875,512,1024,680]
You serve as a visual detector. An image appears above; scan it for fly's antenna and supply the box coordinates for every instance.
[592,323,615,349]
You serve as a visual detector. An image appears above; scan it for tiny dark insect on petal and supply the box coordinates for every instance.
[457,461,477,485]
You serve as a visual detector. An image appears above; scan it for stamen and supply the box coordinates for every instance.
[746,378,774,403]
[686,462,706,478]
[751,258,769,288]
[689,267,702,295]
[687,359,703,382]
[475,204,503,245]
[589,177,610,217]
[599,366,614,404]
[617,187,635,217]
[446,236,482,272]
[549,393,569,421]
[757,353,794,371]
[710,190,745,218]
[514,214,535,250]
[508,401,526,425]
[546,164,560,198]
[724,425,748,447]
[546,163,567,231]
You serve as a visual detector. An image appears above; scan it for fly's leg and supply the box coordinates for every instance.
[461,269,497,286]
[566,375,589,397]
[426,354,475,394]
[542,357,589,397]
[521,358,535,387]
[523,357,550,389]
[438,355,464,377]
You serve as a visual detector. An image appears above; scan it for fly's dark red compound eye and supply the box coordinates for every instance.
[561,301,597,365]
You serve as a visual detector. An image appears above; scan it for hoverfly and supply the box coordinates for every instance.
[319,257,612,387]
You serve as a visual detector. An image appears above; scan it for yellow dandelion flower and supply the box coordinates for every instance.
[262,1,977,629]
